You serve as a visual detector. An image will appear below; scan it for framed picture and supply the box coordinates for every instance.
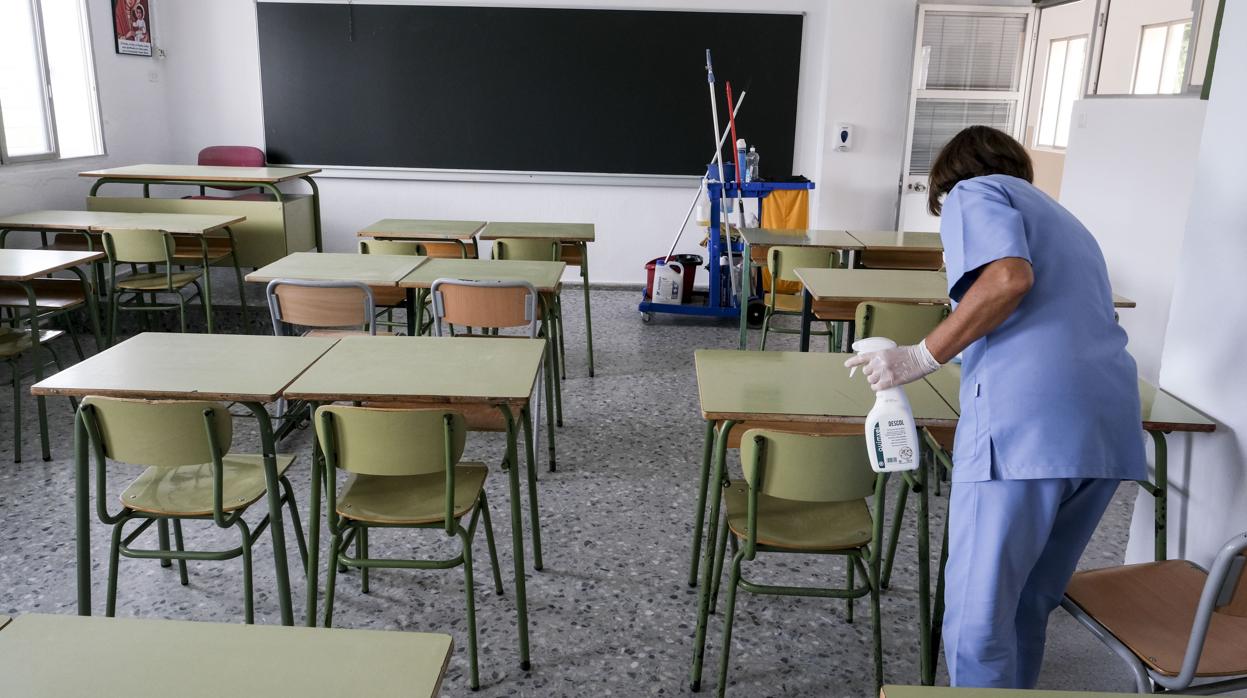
[112,0,152,56]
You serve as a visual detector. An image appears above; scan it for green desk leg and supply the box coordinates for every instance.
[306,400,324,626]
[17,281,52,460]
[301,176,324,253]
[1150,430,1168,561]
[198,237,215,334]
[737,242,751,350]
[689,419,735,692]
[498,404,532,671]
[539,297,559,470]
[243,402,295,626]
[687,419,716,587]
[406,289,417,336]
[68,267,104,349]
[222,226,250,329]
[74,409,91,615]
[579,242,595,377]
[918,460,932,685]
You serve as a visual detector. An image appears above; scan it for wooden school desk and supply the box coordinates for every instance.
[848,230,944,270]
[479,221,597,376]
[81,164,322,267]
[793,268,1138,352]
[283,335,546,672]
[688,349,960,688]
[357,218,486,258]
[246,251,429,334]
[31,332,339,626]
[400,257,567,459]
[735,227,865,349]
[0,613,452,698]
[0,210,254,332]
[1,249,104,458]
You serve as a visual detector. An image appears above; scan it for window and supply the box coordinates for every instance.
[0,0,104,163]
[1132,20,1190,95]
[1035,35,1087,149]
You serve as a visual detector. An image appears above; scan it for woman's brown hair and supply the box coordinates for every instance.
[927,125,1033,216]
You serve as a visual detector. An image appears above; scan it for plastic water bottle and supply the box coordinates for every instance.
[735,139,748,182]
[849,337,921,473]
[746,146,760,182]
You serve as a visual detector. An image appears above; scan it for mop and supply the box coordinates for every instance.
[660,87,748,263]
[704,50,737,298]
[725,80,749,232]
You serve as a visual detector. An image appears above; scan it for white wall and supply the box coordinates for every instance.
[153,0,936,284]
[0,0,171,242]
[1058,97,1206,382]
[1149,0,1247,566]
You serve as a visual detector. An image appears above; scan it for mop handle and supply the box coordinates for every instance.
[705,51,737,297]
[662,89,748,263]
[726,81,742,186]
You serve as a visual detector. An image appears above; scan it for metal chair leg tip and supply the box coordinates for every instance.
[520,661,531,672]
[691,680,701,692]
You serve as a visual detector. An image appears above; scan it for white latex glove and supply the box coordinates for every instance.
[844,339,942,391]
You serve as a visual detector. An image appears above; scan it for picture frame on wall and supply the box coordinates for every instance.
[112,0,153,56]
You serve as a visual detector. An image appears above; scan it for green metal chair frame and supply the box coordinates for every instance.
[78,397,308,624]
[760,246,839,351]
[852,301,950,591]
[699,429,887,695]
[359,239,431,334]
[314,405,504,690]
[488,238,568,426]
[102,229,205,345]
[1,327,70,463]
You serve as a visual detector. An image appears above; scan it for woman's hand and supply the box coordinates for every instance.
[845,341,942,391]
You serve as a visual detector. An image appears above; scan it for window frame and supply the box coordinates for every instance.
[1032,0,1220,101]
[0,0,106,166]
[1131,19,1191,96]
[1034,32,1088,150]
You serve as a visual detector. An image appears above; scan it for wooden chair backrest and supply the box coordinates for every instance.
[431,279,538,337]
[267,280,375,332]
[1216,554,1247,617]
[103,229,173,265]
[314,405,466,476]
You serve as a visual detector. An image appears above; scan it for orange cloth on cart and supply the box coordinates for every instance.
[759,189,810,295]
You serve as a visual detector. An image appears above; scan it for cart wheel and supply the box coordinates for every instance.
[746,301,766,328]
[641,312,653,324]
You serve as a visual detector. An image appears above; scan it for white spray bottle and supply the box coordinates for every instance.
[849,337,922,473]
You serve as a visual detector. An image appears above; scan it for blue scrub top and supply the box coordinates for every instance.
[939,174,1146,482]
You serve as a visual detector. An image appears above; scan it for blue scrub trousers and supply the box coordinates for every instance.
[942,473,1120,688]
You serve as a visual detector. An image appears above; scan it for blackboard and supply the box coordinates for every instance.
[256,3,803,176]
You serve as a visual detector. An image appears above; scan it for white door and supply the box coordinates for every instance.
[899,4,1036,232]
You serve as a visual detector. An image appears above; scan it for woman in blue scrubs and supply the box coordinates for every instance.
[845,126,1145,688]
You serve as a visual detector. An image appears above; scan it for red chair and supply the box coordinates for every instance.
[189,146,273,200]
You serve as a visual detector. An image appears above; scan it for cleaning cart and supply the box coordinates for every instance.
[637,170,815,323]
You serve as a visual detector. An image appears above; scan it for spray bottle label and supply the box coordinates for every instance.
[873,418,917,470]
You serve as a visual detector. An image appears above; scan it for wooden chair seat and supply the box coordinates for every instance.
[114,271,202,291]
[171,235,235,264]
[47,232,98,252]
[422,241,478,259]
[860,249,943,271]
[372,286,408,307]
[0,329,65,358]
[336,464,487,525]
[0,278,86,310]
[770,293,805,314]
[724,479,873,551]
[925,426,956,452]
[1066,560,1247,677]
[559,242,583,266]
[719,421,859,449]
[120,454,296,517]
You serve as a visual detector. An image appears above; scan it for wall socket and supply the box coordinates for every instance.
[148,70,159,83]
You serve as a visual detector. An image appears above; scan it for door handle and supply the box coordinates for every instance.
[906,182,929,193]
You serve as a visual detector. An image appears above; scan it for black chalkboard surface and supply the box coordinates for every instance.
[256,3,803,176]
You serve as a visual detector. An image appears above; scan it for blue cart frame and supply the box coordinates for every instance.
[638,176,816,321]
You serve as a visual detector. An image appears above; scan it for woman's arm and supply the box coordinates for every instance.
[845,256,1033,390]
[925,256,1033,363]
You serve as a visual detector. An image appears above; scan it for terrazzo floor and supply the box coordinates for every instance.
[0,285,1145,696]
